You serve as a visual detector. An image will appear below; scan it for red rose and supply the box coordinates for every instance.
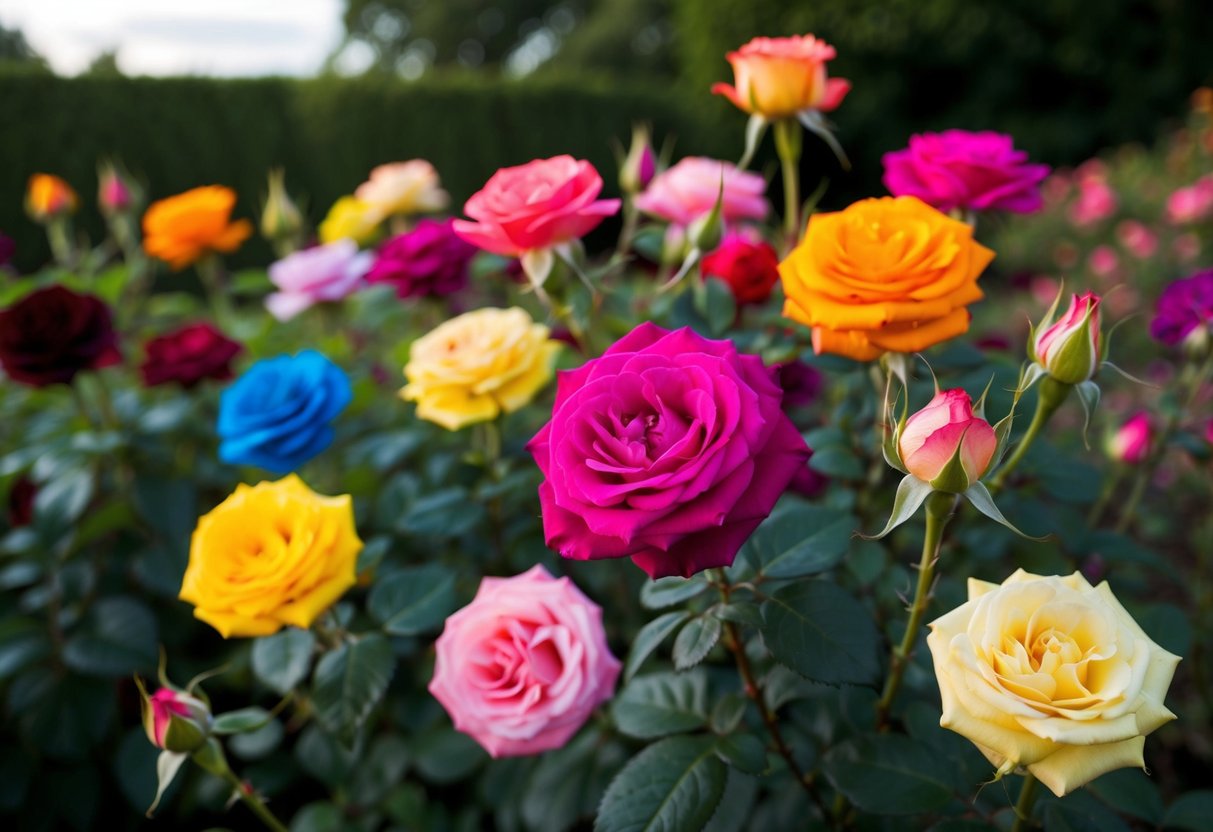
[140,323,242,388]
[701,234,781,305]
[0,285,120,387]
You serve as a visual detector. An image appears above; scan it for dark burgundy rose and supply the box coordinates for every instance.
[140,323,242,388]
[365,218,477,298]
[7,476,36,527]
[700,233,781,305]
[0,233,15,267]
[0,285,121,387]
[775,360,823,410]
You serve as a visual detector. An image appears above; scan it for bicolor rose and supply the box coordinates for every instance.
[429,565,620,758]
[1033,291,1102,384]
[634,157,768,228]
[266,239,373,321]
[898,389,997,492]
[140,686,211,752]
[0,285,121,387]
[25,173,78,222]
[711,34,850,120]
[527,323,810,579]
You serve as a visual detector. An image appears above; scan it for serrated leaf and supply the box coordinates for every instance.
[714,734,768,775]
[640,576,708,610]
[744,504,855,579]
[759,581,879,685]
[612,670,708,739]
[368,564,457,636]
[823,734,953,815]
[624,611,690,682]
[595,735,726,832]
[709,694,747,735]
[251,628,315,695]
[672,615,721,671]
[311,634,395,746]
[712,602,762,628]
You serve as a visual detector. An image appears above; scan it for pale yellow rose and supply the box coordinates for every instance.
[401,307,560,430]
[180,475,362,638]
[355,160,449,217]
[927,569,1180,797]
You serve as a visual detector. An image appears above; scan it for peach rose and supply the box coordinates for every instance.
[711,34,850,120]
[354,160,449,217]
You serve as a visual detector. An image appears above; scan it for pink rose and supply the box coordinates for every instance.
[634,157,768,228]
[1166,176,1213,224]
[141,687,210,751]
[881,130,1050,214]
[1088,245,1120,278]
[1115,221,1158,260]
[527,323,810,579]
[453,155,620,257]
[1106,412,1153,464]
[428,565,620,758]
[1034,291,1102,384]
[898,389,996,490]
[266,239,373,321]
[1069,176,1117,226]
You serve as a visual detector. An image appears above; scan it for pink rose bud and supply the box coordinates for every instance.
[141,686,211,752]
[898,388,997,492]
[1033,291,1102,384]
[429,565,620,758]
[619,123,656,195]
[1106,411,1153,464]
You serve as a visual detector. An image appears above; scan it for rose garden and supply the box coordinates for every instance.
[2,19,1212,832]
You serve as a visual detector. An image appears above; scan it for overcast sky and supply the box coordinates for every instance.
[1,0,346,76]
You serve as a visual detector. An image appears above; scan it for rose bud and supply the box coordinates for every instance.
[97,160,139,216]
[619,123,656,195]
[1032,290,1102,385]
[898,388,997,493]
[139,684,211,752]
[25,173,78,223]
[260,167,305,251]
[1106,411,1153,464]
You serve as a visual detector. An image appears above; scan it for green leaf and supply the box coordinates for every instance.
[1163,790,1213,831]
[33,467,94,542]
[712,602,762,628]
[0,618,53,680]
[1087,768,1163,823]
[823,734,954,815]
[1043,790,1133,832]
[289,801,347,832]
[759,581,880,686]
[640,575,708,610]
[400,488,486,537]
[624,611,690,682]
[595,735,726,832]
[522,729,626,832]
[709,694,747,735]
[63,596,158,677]
[311,633,395,746]
[744,503,855,578]
[672,615,721,671]
[368,564,458,636]
[251,628,316,695]
[612,670,709,739]
[696,277,737,337]
[413,726,488,784]
[347,735,410,807]
[808,446,864,480]
[211,707,272,735]
[294,724,355,786]
[862,474,933,540]
[714,734,768,775]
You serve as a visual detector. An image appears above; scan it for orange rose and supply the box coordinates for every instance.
[711,34,850,120]
[143,186,252,269]
[779,196,994,361]
[25,173,79,222]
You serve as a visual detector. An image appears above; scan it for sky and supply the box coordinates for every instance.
[1,0,346,76]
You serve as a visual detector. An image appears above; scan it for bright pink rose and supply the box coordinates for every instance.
[634,157,768,228]
[266,239,373,321]
[428,565,620,758]
[1069,176,1117,226]
[700,233,781,305]
[142,687,210,751]
[1166,176,1213,224]
[898,389,996,489]
[527,323,810,579]
[881,130,1050,214]
[1034,291,1102,384]
[1107,412,1153,464]
[453,156,620,257]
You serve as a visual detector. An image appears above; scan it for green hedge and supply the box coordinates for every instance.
[0,72,739,271]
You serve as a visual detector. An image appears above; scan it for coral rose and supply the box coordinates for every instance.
[0,285,121,387]
[779,196,993,361]
[143,186,252,270]
[527,323,810,579]
[634,157,768,228]
[429,565,620,758]
[898,388,997,492]
[454,155,619,258]
[711,34,850,120]
[140,322,242,388]
[354,160,449,217]
[181,475,362,637]
[401,307,560,430]
[927,569,1179,797]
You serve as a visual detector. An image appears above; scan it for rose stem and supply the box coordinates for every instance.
[1085,464,1124,527]
[989,376,1070,492]
[875,491,955,730]
[196,253,233,324]
[713,570,836,827]
[221,770,289,832]
[1010,772,1040,832]
[773,119,803,254]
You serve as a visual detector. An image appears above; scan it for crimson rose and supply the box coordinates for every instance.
[140,323,242,388]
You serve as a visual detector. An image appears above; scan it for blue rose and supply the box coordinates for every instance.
[217,350,352,474]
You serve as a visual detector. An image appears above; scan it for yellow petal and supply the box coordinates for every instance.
[1027,736,1146,797]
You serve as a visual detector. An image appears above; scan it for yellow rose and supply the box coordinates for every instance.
[779,196,993,361]
[401,307,560,430]
[180,475,362,638]
[927,569,1180,797]
[318,195,381,245]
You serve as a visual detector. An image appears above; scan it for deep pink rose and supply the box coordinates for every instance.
[634,157,768,228]
[881,130,1049,215]
[453,156,620,257]
[527,323,810,579]
[140,322,242,388]
[701,233,781,305]
[141,687,210,751]
[1106,412,1152,465]
[428,565,620,758]
[898,388,996,489]
[366,218,476,298]
[266,239,373,321]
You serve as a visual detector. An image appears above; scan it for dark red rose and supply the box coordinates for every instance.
[700,233,781,305]
[7,476,36,527]
[0,285,121,387]
[140,323,242,388]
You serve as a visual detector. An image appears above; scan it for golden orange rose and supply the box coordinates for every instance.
[779,196,994,361]
[25,173,78,222]
[143,185,253,270]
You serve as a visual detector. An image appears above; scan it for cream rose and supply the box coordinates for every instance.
[927,569,1179,796]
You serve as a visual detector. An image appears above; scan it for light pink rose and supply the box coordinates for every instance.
[428,565,620,758]
[1068,175,1117,227]
[1166,176,1213,224]
[898,388,996,488]
[453,156,620,257]
[634,157,768,228]
[1107,412,1153,464]
[1088,245,1120,278]
[266,239,373,321]
[1115,221,1158,260]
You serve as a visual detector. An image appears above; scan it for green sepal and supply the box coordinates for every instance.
[162,713,208,753]
[962,483,1049,541]
[928,428,974,494]
[190,736,232,779]
[1028,282,1067,363]
[1016,362,1048,397]
[658,246,702,294]
[738,114,768,170]
[1075,380,1102,447]
[146,751,188,817]
[881,387,909,474]
[797,109,850,170]
[861,474,934,539]
[1100,361,1147,386]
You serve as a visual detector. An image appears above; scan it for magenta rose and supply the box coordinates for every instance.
[453,155,620,257]
[527,323,810,579]
[366,218,476,298]
[140,322,242,388]
[0,285,120,387]
[634,157,768,228]
[882,130,1050,214]
[429,565,620,758]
